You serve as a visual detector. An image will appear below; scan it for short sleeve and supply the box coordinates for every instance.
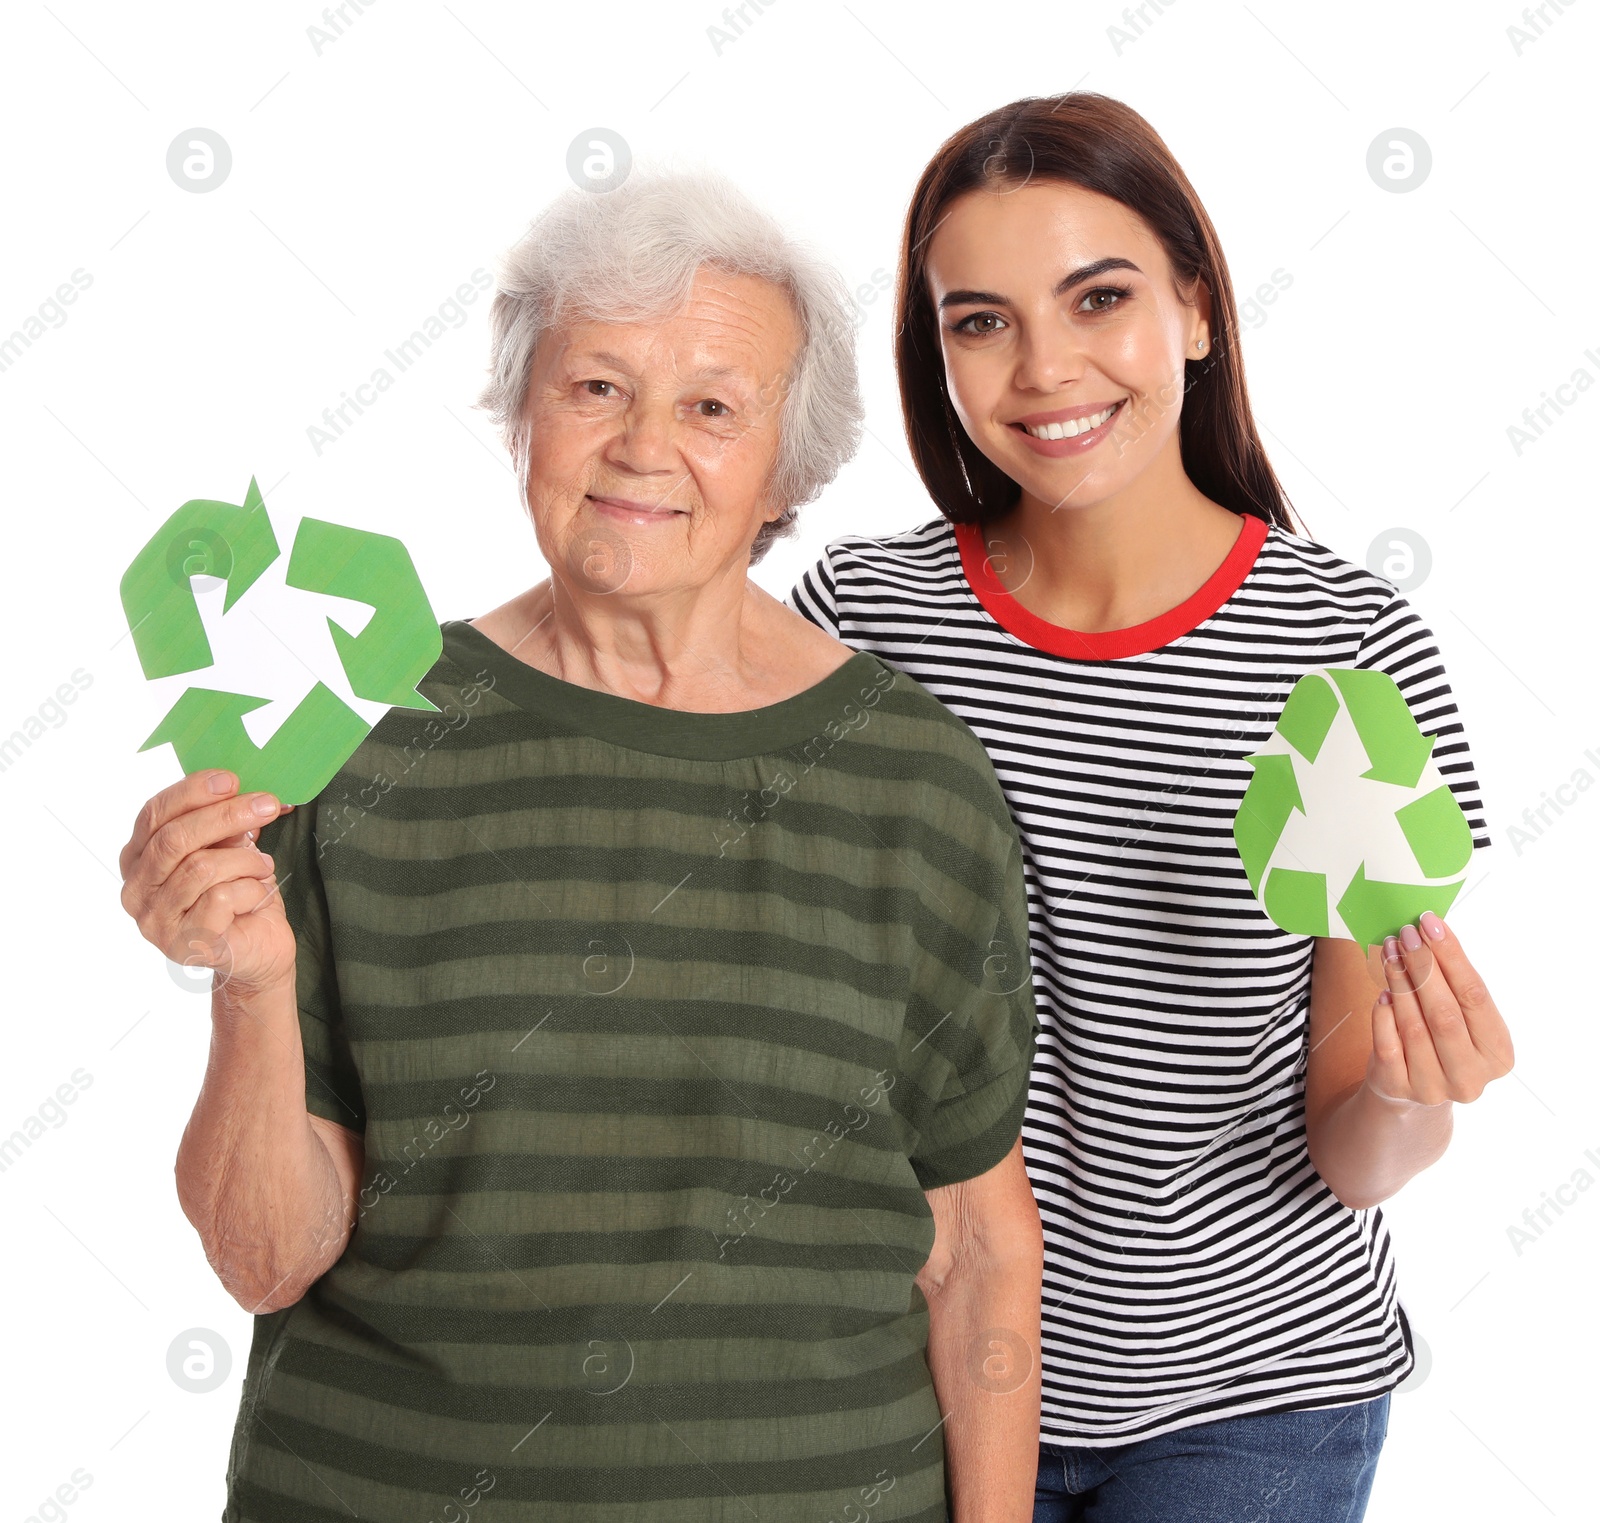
[253,796,366,1132]
[1353,591,1491,851]
[898,825,1040,1190]
[786,546,842,638]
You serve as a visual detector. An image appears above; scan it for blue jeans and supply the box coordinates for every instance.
[1031,1393,1390,1522]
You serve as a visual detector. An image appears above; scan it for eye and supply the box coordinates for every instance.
[696,398,732,417]
[583,379,619,397]
[950,311,1007,336]
[1078,283,1134,313]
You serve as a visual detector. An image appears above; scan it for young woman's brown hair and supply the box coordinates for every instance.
[894,91,1300,534]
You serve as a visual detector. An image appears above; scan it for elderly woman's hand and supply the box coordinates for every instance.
[119,767,296,998]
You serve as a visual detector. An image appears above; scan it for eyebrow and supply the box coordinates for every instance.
[937,256,1143,311]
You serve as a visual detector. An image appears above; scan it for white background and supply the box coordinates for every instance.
[1,2,1594,1519]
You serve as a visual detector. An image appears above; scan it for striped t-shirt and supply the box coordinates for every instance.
[229,617,1039,1522]
[787,511,1492,1446]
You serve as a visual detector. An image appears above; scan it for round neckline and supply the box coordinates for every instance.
[440,618,891,761]
[952,511,1268,660]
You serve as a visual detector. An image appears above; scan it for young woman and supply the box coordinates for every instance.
[789,93,1515,1521]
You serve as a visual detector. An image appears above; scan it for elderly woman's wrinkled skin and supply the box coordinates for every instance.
[473,266,851,712]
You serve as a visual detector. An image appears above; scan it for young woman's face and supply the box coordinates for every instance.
[925,180,1209,514]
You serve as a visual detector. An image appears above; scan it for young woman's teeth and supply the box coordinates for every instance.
[1023,403,1119,440]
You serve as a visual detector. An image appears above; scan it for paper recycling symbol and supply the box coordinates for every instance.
[1233,666,1475,949]
[120,476,442,804]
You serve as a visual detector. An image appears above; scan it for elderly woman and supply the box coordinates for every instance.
[119,170,1043,1522]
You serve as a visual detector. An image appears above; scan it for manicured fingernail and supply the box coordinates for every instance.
[252,795,279,817]
[1377,990,1392,1005]
[209,772,236,793]
[1420,911,1445,941]
[1400,924,1423,952]
[1383,935,1401,962]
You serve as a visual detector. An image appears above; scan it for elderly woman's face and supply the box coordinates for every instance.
[520,265,802,596]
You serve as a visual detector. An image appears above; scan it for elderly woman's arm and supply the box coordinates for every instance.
[118,769,365,1316]
[175,977,365,1314]
[916,1137,1043,1523]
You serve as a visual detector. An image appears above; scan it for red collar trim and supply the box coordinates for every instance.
[953,511,1268,661]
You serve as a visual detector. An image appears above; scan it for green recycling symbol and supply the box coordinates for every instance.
[1233,666,1475,949]
[121,476,442,804]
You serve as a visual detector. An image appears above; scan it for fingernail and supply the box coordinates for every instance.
[1420,911,1445,941]
[252,795,279,817]
[1400,924,1423,953]
[1377,990,1392,1005]
[1383,935,1401,962]
[209,772,235,794]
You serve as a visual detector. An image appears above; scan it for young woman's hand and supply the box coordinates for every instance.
[1365,912,1513,1108]
[119,768,297,999]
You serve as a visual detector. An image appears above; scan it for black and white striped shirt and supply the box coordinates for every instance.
[787,511,1491,1445]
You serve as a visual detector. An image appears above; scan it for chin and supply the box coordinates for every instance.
[1001,463,1089,512]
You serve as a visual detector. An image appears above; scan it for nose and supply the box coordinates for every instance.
[1011,317,1085,394]
[605,393,681,477]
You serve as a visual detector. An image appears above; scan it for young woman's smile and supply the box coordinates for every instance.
[1008,396,1129,456]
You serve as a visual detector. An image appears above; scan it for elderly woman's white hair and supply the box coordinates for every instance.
[474,166,865,564]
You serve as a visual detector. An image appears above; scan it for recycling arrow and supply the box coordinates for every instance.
[285,517,440,712]
[118,476,280,680]
[139,685,372,806]
[1327,667,1435,787]
[1336,863,1465,952]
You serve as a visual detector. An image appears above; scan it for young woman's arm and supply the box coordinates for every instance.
[1305,914,1514,1209]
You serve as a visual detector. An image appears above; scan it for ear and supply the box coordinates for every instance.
[1190,276,1214,353]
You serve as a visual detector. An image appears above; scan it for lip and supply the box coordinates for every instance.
[1011,400,1126,426]
[1008,398,1126,458]
[587,494,687,523]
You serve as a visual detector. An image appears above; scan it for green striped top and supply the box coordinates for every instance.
[227,617,1039,1523]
